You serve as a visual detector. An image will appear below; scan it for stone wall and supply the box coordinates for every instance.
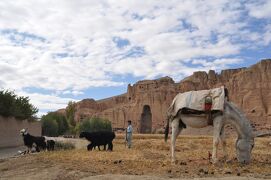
[0,116,41,148]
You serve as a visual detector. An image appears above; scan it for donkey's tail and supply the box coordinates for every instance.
[164,116,170,142]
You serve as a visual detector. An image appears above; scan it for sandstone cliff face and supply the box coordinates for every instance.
[73,76,179,133]
[69,59,271,133]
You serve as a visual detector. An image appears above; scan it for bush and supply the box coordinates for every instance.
[41,112,69,136]
[42,118,58,137]
[79,117,112,133]
[54,141,75,150]
[0,90,38,120]
[68,124,80,136]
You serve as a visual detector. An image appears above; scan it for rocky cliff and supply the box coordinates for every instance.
[69,59,271,133]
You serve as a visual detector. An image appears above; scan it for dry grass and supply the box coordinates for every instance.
[0,134,271,179]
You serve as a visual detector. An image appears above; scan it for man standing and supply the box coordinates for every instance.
[126,120,133,148]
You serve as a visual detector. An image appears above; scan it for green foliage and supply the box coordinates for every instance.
[41,112,69,136]
[42,118,58,137]
[79,117,112,133]
[66,101,76,127]
[0,90,38,120]
[69,123,80,135]
[0,90,15,117]
[55,115,69,135]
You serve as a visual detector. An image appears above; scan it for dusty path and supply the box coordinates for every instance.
[82,175,264,180]
[0,135,270,180]
[0,146,26,160]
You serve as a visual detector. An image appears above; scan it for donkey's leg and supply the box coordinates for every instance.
[220,126,228,161]
[171,118,181,163]
[212,116,223,164]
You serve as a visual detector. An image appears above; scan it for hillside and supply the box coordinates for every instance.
[63,59,271,133]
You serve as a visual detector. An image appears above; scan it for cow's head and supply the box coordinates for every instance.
[79,132,87,138]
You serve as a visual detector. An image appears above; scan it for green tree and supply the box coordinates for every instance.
[66,101,76,127]
[14,96,38,120]
[0,90,16,117]
[55,115,69,135]
[79,117,112,133]
[41,112,69,136]
[73,123,81,135]
[79,119,92,132]
[0,90,38,120]
[42,118,58,136]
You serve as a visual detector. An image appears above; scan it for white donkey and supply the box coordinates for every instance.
[165,100,254,164]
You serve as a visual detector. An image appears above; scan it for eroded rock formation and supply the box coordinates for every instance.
[67,59,271,133]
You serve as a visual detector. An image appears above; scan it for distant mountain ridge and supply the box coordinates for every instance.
[59,59,271,134]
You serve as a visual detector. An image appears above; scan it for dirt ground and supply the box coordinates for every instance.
[0,134,270,180]
[0,146,26,160]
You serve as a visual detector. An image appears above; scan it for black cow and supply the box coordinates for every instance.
[46,140,55,151]
[79,131,116,151]
[20,129,47,153]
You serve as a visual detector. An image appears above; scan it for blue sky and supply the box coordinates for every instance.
[0,0,270,116]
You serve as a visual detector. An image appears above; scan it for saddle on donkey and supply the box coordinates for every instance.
[167,87,227,127]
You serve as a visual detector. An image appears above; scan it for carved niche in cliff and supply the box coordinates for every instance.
[140,105,152,133]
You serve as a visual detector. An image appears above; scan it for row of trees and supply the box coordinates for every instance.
[76,117,112,133]
[41,101,112,136]
[41,112,69,136]
[0,90,112,136]
[0,90,38,120]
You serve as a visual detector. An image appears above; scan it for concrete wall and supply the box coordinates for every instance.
[0,116,41,148]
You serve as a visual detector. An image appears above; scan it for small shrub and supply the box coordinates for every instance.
[54,141,75,150]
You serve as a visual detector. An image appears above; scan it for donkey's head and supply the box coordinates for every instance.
[236,138,254,164]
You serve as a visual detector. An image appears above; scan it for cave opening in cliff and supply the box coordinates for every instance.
[140,105,152,133]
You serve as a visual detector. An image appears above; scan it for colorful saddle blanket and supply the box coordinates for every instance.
[167,86,225,117]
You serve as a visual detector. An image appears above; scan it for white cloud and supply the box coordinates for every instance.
[17,90,78,114]
[247,0,271,19]
[0,0,270,113]
[263,25,271,46]
[62,90,84,96]
[192,58,243,71]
